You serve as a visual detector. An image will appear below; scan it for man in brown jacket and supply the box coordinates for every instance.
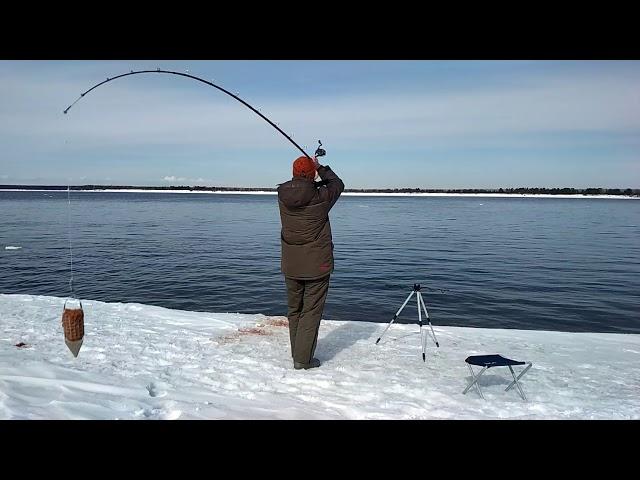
[277,155,344,370]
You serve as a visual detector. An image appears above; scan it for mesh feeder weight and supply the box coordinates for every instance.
[62,299,84,357]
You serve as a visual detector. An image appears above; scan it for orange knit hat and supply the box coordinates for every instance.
[292,156,316,180]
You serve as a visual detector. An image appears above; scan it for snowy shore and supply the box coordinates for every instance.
[1,294,638,420]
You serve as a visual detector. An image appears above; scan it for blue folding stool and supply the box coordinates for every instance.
[463,354,533,401]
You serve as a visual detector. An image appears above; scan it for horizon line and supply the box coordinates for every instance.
[1,184,639,192]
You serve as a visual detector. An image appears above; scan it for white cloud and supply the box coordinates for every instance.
[162,175,212,184]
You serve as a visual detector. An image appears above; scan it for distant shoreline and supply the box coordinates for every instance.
[1,188,639,199]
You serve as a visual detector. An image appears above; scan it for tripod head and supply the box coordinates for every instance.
[412,283,450,294]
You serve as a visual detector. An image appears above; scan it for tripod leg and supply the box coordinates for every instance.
[419,293,440,348]
[417,292,426,362]
[376,291,415,344]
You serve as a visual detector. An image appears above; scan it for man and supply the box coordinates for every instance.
[277,154,344,370]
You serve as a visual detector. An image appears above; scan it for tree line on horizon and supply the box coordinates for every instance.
[2,185,639,196]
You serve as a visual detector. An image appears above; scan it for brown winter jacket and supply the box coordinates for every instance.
[277,165,345,280]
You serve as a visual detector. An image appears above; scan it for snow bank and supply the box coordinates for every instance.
[1,293,638,420]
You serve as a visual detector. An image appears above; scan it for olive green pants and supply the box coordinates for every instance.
[285,275,330,364]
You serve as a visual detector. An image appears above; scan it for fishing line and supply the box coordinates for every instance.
[67,184,75,298]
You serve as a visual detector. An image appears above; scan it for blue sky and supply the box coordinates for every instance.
[1,60,638,188]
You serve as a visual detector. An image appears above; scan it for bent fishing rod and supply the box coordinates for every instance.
[63,69,326,160]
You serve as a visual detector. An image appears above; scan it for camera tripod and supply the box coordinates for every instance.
[375,284,440,361]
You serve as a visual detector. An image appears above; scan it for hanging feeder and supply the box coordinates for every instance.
[61,185,85,358]
[62,298,84,357]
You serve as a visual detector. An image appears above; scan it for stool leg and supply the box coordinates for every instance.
[507,365,528,401]
[463,365,486,399]
[505,363,532,393]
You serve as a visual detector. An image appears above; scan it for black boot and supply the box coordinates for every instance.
[294,358,321,370]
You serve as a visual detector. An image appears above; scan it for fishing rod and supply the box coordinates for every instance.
[63,68,327,160]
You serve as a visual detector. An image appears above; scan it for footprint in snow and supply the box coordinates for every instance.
[146,382,167,398]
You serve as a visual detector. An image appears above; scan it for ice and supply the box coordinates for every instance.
[1,293,638,420]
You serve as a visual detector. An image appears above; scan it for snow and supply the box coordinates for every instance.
[1,293,639,419]
[0,189,638,199]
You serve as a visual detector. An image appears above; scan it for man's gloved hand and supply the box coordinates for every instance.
[312,156,328,186]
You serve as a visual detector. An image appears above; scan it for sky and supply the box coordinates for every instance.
[0,60,638,189]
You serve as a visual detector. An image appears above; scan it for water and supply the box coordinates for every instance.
[1,191,639,333]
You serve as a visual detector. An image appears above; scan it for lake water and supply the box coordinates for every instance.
[1,191,639,333]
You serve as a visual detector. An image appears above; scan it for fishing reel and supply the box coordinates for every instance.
[314,140,326,158]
